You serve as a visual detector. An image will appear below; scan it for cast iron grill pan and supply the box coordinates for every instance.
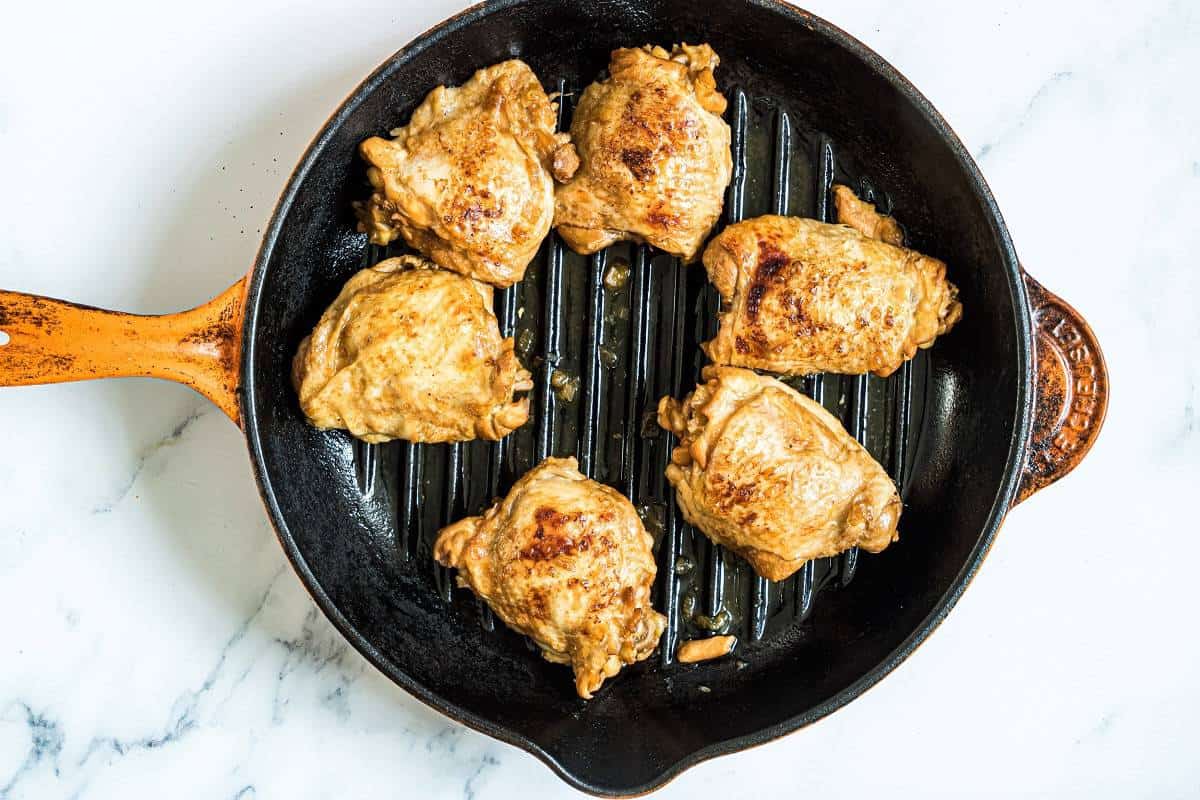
[244,1,1027,793]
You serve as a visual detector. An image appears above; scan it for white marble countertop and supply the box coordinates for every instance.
[1,1,1196,797]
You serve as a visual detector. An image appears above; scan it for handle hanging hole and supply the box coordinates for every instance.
[0,331,9,346]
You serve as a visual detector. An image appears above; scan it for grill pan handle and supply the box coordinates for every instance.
[1014,271,1108,504]
[0,278,247,426]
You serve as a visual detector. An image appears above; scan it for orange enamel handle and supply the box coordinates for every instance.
[1015,271,1109,504]
[0,278,248,426]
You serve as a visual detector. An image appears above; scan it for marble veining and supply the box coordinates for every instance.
[974,70,1074,162]
[1,0,1197,797]
[92,408,209,516]
[0,706,64,797]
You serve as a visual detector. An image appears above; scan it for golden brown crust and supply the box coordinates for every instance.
[434,457,666,699]
[292,256,532,443]
[658,366,901,581]
[553,43,732,262]
[356,60,570,287]
[701,208,962,377]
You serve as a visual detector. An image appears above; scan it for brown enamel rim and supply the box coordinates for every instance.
[1016,272,1109,504]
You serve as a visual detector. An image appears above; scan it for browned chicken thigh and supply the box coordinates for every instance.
[659,366,901,581]
[553,44,732,261]
[702,186,962,377]
[435,457,666,699]
[292,256,532,443]
[356,60,576,287]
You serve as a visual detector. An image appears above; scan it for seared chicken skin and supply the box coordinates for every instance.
[553,44,732,261]
[292,256,532,443]
[435,457,666,699]
[659,367,901,581]
[356,60,576,287]
[702,187,962,377]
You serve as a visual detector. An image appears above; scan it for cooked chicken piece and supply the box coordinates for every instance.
[658,366,900,581]
[292,256,532,443]
[832,184,905,245]
[356,60,575,287]
[702,190,962,377]
[435,457,666,699]
[553,44,732,261]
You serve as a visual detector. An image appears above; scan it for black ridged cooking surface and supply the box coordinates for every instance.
[349,76,928,666]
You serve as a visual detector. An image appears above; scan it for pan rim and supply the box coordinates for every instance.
[239,0,1034,795]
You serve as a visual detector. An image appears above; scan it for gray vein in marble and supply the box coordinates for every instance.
[426,726,464,755]
[321,675,354,723]
[975,70,1074,162]
[1178,392,1197,449]
[232,785,256,799]
[1074,710,1119,746]
[77,569,281,768]
[271,607,353,725]
[462,754,499,800]
[0,704,65,798]
[215,662,259,718]
[91,406,208,514]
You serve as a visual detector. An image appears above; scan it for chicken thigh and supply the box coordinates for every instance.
[292,256,532,443]
[658,366,901,581]
[701,187,962,377]
[553,44,732,261]
[356,59,576,287]
[435,457,666,699]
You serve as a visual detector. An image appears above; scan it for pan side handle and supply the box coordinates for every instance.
[1014,271,1109,505]
[0,278,248,426]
